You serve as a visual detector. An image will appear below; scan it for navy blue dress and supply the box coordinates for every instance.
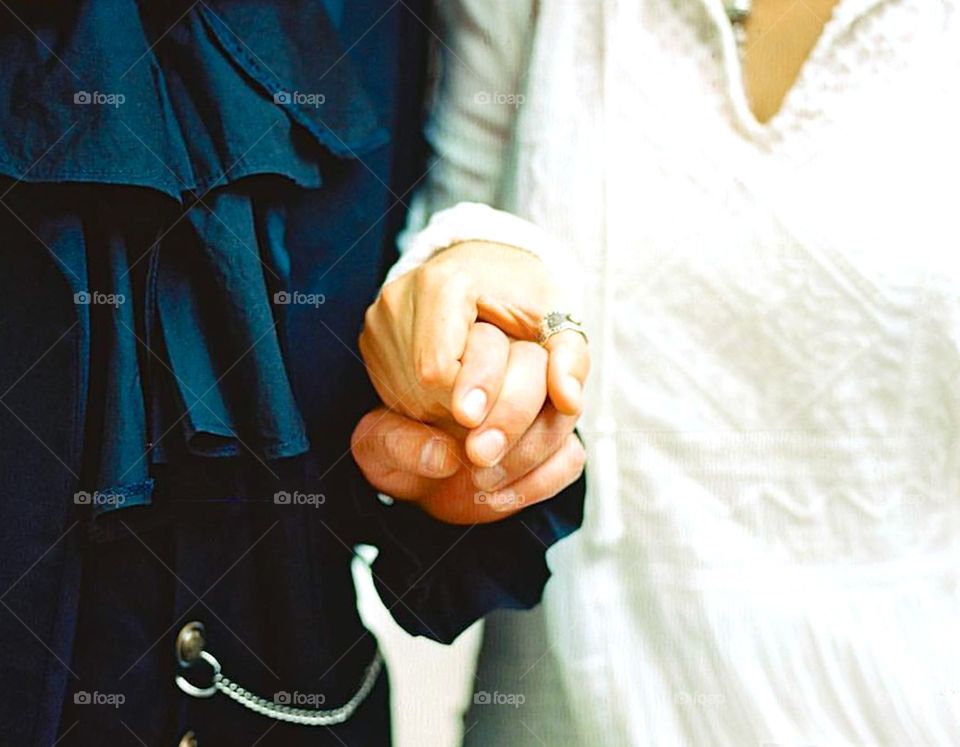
[0,2,585,745]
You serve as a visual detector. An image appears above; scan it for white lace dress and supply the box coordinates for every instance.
[403,0,960,743]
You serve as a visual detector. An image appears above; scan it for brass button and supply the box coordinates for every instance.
[178,730,198,747]
[175,622,206,666]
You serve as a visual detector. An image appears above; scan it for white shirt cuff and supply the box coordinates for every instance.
[387,202,581,311]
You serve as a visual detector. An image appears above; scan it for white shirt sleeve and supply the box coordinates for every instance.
[386,0,579,301]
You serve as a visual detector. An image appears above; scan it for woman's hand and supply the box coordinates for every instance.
[359,240,589,431]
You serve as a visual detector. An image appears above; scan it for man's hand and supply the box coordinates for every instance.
[350,405,585,525]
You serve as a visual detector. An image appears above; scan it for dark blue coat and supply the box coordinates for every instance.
[0,2,584,745]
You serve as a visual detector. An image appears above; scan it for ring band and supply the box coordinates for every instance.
[538,311,588,346]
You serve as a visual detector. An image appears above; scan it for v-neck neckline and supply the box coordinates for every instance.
[698,0,896,141]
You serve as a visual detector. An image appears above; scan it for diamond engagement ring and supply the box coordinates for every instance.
[538,311,588,346]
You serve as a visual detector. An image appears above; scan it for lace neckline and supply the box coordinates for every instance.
[695,0,899,141]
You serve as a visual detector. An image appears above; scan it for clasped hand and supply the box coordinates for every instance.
[351,240,589,524]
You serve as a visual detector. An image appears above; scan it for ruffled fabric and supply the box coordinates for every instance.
[0,178,313,515]
[0,0,389,514]
[0,0,388,197]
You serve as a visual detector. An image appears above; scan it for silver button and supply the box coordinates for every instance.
[175,622,206,666]
[178,731,198,747]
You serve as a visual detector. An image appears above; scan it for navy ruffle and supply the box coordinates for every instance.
[0,0,389,198]
[0,0,390,514]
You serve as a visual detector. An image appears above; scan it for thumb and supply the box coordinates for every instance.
[351,408,463,499]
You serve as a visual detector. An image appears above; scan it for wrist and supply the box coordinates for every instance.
[390,203,580,314]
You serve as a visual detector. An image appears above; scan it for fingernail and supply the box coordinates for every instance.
[472,429,507,466]
[460,388,488,424]
[419,438,449,476]
[474,465,507,491]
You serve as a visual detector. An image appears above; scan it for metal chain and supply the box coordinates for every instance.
[177,648,384,727]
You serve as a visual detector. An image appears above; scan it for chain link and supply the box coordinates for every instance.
[177,648,384,726]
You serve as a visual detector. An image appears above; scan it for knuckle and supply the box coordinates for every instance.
[415,354,453,390]
[415,260,453,291]
[379,281,405,319]
[511,439,548,470]
[383,430,414,467]
[518,427,567,467]
[418,262,475,307]
[491,399,537,435]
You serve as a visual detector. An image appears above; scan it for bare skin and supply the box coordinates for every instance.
[741,0,842,123]
[354,241,589,525]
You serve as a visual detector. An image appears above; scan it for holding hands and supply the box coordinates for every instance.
[352,239,589,525]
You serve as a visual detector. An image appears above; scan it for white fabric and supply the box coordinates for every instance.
[399,0,960,744]
[387,202,582,310]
